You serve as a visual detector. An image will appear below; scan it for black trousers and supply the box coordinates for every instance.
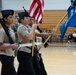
[32,52,42,75]
[17,51,36,75]
[39,53,47,75]
[0,55,17,75]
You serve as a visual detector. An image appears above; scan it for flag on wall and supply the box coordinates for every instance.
[29,0,44,23]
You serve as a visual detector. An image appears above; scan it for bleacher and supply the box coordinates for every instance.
[39,10,76,42]
[0,10,76,42]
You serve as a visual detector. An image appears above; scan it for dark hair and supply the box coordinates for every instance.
[2,15,11,24]
[3,16,8,21]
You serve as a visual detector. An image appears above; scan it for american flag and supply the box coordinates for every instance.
[29,0,44,23]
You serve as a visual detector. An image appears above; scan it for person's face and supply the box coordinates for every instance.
[15,17,19,24]
[4,15,13,25]
[29,17,35,25]
[31,18,35,24]
[22,16,30,25]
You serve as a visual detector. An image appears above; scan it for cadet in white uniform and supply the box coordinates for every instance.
[17,12,37,75]
[29,17,55,75]
[0,9,18,75]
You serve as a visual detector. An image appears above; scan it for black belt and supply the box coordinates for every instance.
[26,46,32,50]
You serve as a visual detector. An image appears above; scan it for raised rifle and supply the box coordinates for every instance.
[23,6,27,12]
[0,18,15,44]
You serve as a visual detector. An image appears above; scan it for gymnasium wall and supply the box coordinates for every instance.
[0,0,76,37]
[2,0,70,10]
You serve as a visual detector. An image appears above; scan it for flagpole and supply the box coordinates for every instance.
[31,27,35,56]
[55,12,67,30]
[38,12,67,51]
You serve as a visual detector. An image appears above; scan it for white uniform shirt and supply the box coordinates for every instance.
[17,24,31,53]
[0,27,15,57]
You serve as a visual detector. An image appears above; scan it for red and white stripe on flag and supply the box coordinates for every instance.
[29,0,44,23]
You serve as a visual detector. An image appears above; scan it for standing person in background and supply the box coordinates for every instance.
[17,11,37,75]
[0,9,18,75]
[29,17,43,75]
[29,17,55,75]
[11,14,20,56]
[66,31,73,46]
[72,31,76,44]
[11,14,20,43]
